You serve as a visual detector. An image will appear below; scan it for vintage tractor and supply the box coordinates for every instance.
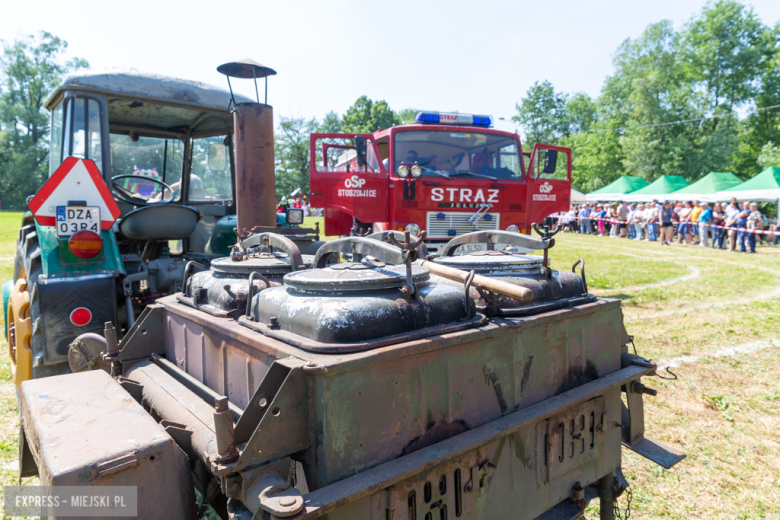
[15,62,684,520]
[2,63,319,390]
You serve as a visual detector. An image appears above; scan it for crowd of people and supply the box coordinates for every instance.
[556,198,778,253]
[276,194,324,216]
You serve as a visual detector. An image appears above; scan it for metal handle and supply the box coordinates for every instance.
[439,230,550,257]
[572,258,588,296]
[182,261,205,294]
[421,260,533,303]
[238,232,304,271]
[245,271,272,320]
[366,230,430,259]
[314,237,406,268]
[464,270,476,319]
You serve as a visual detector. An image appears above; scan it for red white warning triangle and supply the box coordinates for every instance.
[29,157,121,230]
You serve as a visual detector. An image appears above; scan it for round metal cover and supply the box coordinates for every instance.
[211,254,292,276]
[217,59,277,79]
[434,251,545,273]
[283,262,429,293]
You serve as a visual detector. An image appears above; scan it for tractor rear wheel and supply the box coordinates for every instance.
[8,225,61,385]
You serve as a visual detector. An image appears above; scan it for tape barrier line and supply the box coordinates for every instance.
[553,214,780,237]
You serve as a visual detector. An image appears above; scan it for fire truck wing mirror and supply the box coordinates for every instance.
[542,149,558,174]
[355,136,368,167]
[208,143,227,171]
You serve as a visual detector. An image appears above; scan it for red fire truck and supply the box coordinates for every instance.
[309,111,572,254]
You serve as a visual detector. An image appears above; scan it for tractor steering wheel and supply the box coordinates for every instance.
[111,174,175,206]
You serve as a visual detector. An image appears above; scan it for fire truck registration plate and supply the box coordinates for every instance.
[454,243,511,254]
[56,206,101,237]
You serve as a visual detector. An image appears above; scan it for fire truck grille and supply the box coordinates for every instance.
[426,211,501,238]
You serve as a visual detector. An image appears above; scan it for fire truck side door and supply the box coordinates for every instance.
[309,134,389,229]
[525,144,572,228]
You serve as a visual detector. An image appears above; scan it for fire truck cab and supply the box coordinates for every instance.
[309,111,572,254]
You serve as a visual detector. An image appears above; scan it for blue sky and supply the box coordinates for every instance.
[2,0,779,133]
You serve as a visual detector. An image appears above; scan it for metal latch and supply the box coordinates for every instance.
[463,460,496,493]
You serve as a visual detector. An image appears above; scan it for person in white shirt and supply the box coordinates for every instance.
[724,198,741,251]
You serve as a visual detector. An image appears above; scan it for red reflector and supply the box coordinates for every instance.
[70,307,92,326]
[68,230,103,259]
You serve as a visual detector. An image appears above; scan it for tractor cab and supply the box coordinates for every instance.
[5,71,259,384]
[45,71,249,255]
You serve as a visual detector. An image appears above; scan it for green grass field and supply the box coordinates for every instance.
[0,216,778,518]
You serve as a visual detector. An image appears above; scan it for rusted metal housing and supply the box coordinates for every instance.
[19,370,196,518]
[114,291,642,519]
[19,232,683,519]
[233,103,276,232]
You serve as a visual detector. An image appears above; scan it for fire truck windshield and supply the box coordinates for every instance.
[393,130,522,180]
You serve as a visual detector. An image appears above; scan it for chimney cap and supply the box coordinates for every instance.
[217,59,276,79]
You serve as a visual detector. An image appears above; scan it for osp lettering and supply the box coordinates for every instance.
[344,175,366,189]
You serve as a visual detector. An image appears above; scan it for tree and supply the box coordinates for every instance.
[397,108,418,125]
[565,93,597,133]
[513,81,568,147]
[340,96,400,134]
[274,116,317,199]
[0,32,88,209]
[319,111,342,134]
[758,142,780,168]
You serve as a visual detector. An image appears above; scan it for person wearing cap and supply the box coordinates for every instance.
[698,202,712,247]
[278,196,290,213]
[596,204,606,235]
[690,201,703,245]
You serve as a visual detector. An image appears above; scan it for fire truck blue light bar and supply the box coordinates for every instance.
[414,112,493,127]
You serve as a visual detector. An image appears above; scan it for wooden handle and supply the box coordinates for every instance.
[421,261,533,303]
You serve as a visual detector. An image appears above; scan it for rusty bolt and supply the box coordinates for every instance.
[631,381,658,396]
[269,316,279,328]
[400,285,411,297]
[215,396,229,413]
[229,481,240,494]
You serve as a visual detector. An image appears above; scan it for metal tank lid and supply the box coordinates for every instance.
[434,250,545,273]
[210,254,292,276]
[283,260,429,293]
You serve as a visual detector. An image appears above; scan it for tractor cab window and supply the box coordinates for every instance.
[62,98,103,173]
[49,101,64,175]
[189,135,232,201]
[393,130,523,180]
[109,134,185,201]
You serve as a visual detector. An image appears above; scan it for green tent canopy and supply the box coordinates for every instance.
[668,172,743,202]
[716,167,780,201]
[585,176,649,201]
[623,175,690,202]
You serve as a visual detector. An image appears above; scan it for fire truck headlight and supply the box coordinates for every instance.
[405,223,421,236]
[411,165,423,178]
[397,165,409,178]
[506,224,520,233]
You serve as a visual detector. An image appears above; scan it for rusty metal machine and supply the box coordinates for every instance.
[16,61,684,520]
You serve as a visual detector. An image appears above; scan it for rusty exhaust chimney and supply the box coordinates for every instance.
[217,59,278,232]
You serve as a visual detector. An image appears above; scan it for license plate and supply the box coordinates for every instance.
[56,206,101,237]
[453,243,511,255]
